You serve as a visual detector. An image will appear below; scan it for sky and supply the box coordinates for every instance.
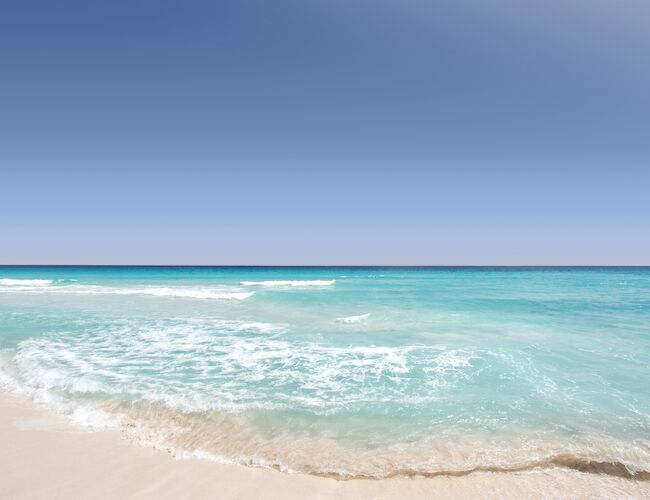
[1,0,649,265]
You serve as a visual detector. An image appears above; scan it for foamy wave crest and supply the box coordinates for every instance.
[0,278,52,287]
[337,313,370,324]
[241,280,335,287]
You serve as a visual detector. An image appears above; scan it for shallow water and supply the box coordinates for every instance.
[1,267,649,478]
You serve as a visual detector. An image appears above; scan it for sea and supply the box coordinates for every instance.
[1,266,649,479]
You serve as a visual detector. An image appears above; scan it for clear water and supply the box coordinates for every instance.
[1,266,649,477]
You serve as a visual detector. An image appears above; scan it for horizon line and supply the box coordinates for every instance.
[1,264,649,268]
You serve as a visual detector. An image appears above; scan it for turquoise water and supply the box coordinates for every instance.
[1,267,649,477]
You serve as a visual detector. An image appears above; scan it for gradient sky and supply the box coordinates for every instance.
[1,0,649,264]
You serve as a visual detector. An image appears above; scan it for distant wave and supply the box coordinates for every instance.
[0,278,52,287]
[241,280,335,287]
[337,313,370,324]
[0,283,254,300]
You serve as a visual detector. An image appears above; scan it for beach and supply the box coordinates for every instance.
[2,389,649,499]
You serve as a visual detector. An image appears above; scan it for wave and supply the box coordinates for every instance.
[0,283,254,300]
[0,278,52,287]
[3,378,647,481]
[337,313,370,324]
[71,403,650,480]
[240,280,335,287]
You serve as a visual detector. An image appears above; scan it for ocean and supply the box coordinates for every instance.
[1,266,649,479]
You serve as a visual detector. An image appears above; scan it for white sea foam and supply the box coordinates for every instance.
[240,280,335,287]
[337,313,370,324]
[0,278,52,287]
[3,317,464,414]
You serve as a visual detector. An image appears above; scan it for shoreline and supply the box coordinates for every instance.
[2,389,649,499]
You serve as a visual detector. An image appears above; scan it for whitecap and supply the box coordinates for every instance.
[0,278,52,287]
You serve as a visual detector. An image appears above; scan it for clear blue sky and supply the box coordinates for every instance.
[1,0,649,264]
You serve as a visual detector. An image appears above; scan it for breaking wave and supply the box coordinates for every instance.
[0,278,52,287]
[0,283,254,300]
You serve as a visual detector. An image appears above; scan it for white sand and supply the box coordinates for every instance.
[1,389,648,499]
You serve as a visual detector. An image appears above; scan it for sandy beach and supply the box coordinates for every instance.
[1,389,648,499]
